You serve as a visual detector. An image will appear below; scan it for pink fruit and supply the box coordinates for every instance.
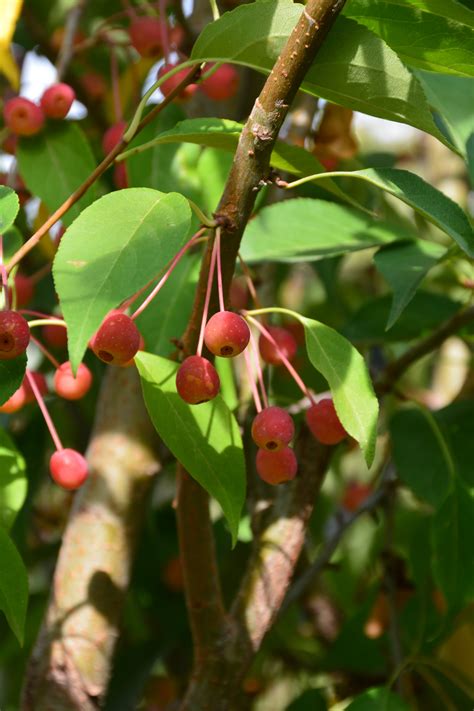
[54,361,92,400]
[0,310,30,360]
[158,63,198,101]
[259,326,297,366]
[90,310,141,366]
[256,447,298,485]
[251,406,294,451]
[306,398,347,445]
[49,448,89,490]
[129,17,165,57]
[176,355,220,404]
[0,385,27,413]
[102,120,127,155]
[342,481,372,512]
[3,97,45,136]
[201,63,239,101]
[42,322,68,349]
[204,311,250,358]
[40,83,75,119]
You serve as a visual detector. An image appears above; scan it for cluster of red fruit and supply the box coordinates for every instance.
[3,83,75,138]
[0,306,144,491]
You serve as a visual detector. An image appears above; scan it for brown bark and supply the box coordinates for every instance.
[22,367,160,710]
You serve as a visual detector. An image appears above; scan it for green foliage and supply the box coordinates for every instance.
[136,352,246,544]
[53,188,191,370]
[286,688,327,710]
[17,123,97,226]
[346,687,411,710]
[0,355,26,408]
[0,429,27,531]
[0,187,19,232]
[191,1,451,147]
[0,526,28,645]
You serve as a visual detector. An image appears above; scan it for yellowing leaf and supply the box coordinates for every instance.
[0,0,23,88]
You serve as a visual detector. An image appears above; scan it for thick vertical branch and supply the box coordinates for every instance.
[177,0,346,706]
[22,367,160,711]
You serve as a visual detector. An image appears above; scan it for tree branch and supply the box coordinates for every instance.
[56,0,88,80]
[22,367,160,711]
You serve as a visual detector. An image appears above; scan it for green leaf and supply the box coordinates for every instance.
[291,168,474,257]
[416,71,474,155]
[135,253,199,357]
[53,188,191,371]
[345,0,474,77]
[0,186,19,232]
[124,117,353,207]
[286,689,327,711]
[346,687,411,710]
[432,482,474,606]
[17,122,97,227]
[0,526,28,645]
[343,292,462,344]
[241,198,414,263]
[374,240,446,329]
[191,3,451,148]
[0,429,27,531]
[390,406,454,509]
[3,226,23,263]
[135,352,245,544]
[0,354,27,407]
[434,400,474,488]
[467,133,474,187]
[197,148,234,214]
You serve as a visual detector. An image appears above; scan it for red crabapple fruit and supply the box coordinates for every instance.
[90,310,141,365]
[259,326,297,366]
[49,449,89,490]
[306,398,347,445]
[204,311,250,358]
[0,385,26,413]
[113,162,128,189]
[42,322,68,349]
[251,406,294,451]
[3,97,45,136]
[158,63,198,101]
[256,447,298,485]
[201,63,239,101]
[40,83,75,119]
[129,16,165,57]
[102,120,127,155]
[0,311,30,359]
[176,355,220,404]
[342,481,372,512]
[54,361,92,400]
[23,372,48,403]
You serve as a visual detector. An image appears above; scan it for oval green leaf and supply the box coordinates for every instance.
[0,428,27,530]
[0,354,26,407]
[135,352,245,545]
[53,188,191,370]
[0,526,28,645]
[0,186,19,232]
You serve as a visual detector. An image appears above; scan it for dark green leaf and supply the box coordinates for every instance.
[53,188,191,370]
[467,133,474,186]
[17,122,97,226]
[290,168,474,257]
[0,186,19,232]
[390,406,454,509]
[0,429,27,531]
[135,352,245,544]
[241,198,414,263]
[374,240,446,329]
[434,400,474,488]
[286,689,327,711]
[346,687,411,710]
[0,526,28,645]
[432,482,474,606]
[3,226,23,263]
[346,0,474,77]
[191,3,450,147]
[0,354,27,408]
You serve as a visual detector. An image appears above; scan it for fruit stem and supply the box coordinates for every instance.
[131,228,207,320]
[196,232,219,357]
[248,326,268,409]
[243,346,262,413]
[26,318,67,329]
[159,0,171,62]
[30,334,61,369]
[237,252,262,310]
[245,314,314,403]
[25,369,63,452]
[216,227,225,312]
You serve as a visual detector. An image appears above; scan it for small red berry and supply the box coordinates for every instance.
[49,448,89,490]
[54,361,92,400]
[0,385,26,413]
[259,326,297,366]
[113,162,128,189]
[102,120,127,155]
[176,355,220,404]
[256,447,298,485]
[23,372,48,403]
[42,322,68,349]
[3,97,45,136]
[158,63,198,101]
[90,310,141,366]
[251,406,294,451]
[0,310,30,359]
[40,83,75,119]
[169,24,185,49]
[306,398,347,445]
[342,481,372,512]
[129,16,166,57]
[201,63,240,101]
[204,311,250,358]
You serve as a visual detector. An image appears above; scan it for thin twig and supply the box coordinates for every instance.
[56,0,88,80]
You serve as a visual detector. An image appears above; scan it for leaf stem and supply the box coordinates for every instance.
[216,228,225,312]
[196,232,218,357]
[30,334,61,369]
